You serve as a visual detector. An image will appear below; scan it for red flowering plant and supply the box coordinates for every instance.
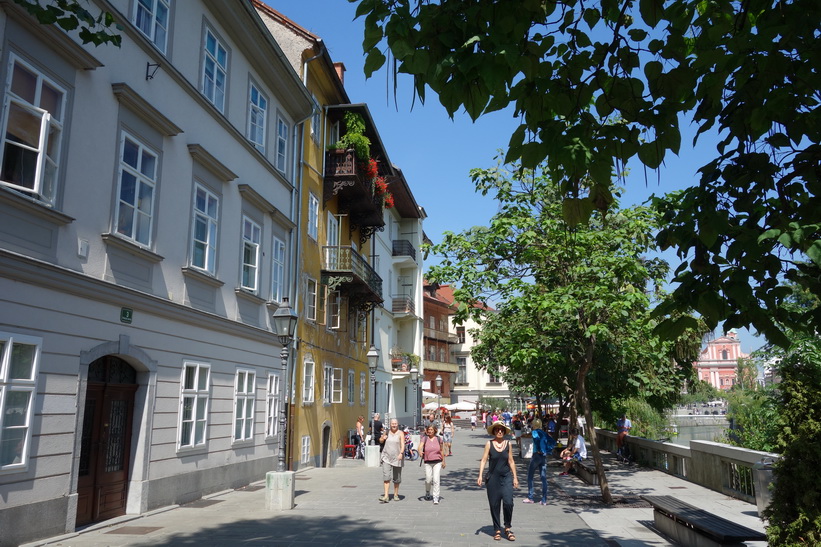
[374,176,388,196]
[360,157,378,180]
[384,192,395,209]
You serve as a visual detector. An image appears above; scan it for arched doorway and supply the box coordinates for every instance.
[76,356,138,526]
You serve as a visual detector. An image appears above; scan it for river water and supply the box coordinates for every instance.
[668,424,728,447]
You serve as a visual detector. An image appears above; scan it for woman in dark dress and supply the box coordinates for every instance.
[478,421,519,541]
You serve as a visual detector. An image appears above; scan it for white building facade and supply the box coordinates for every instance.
[0,1,312,544]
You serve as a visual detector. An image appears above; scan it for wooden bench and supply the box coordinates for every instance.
[572,459,608,485]
[642,495,767,546]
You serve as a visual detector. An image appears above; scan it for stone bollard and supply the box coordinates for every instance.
[365,444,381,467]
[266,470,295,511]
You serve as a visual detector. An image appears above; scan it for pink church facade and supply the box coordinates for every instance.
[695,331,750,391]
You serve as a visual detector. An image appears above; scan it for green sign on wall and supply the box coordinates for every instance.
[120,307,133,324]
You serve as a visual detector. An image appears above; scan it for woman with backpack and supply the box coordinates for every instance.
[419,423,447,504]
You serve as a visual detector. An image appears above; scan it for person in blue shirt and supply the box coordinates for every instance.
[522,419,554,505]
[616,414,632,456]
[502,409,512,427]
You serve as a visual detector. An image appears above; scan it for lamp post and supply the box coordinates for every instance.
[367,345,379,444]
[435,374,443,420]
[271,298,298,474]
[409,367,419,430]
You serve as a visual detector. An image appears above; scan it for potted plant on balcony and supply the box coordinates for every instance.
[339,111,370,160]
[326,141,347,154]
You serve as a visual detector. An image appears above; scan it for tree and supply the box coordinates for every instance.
[12,0,121,46]
[354,0,821,347]
[763,340,821,545]
[427,161,702,502]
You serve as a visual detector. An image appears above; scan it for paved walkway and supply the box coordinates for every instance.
[24,429,768,546]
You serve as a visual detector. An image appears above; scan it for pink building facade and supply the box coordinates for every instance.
[695,331,750,391]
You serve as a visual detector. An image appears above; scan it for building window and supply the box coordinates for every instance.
[428,346,435,360]
[326,211,339,247]
[310,97,320,143]
[0,56,65,206]
[302,359,315,403]
[456,326,465,344]
[323,364,332,404]
[178,361,209,449]
[248,83,267,153]
[133,0,170,53]
[0,333,40,471]
[232,369,256,442]
[347,369,355,404]
[306,278,317,321]
[265,373,280,439]
[488,373,501,384]
[429,316,435,329]
[276,116,288,172]
[307,193,319,240]
[327,291,340,329]
[332,368,343,404]
[439,348,446,362]
[191,184,218,274]
[721,349,729,360]
[456,357,467,384]
[241,216,261,292]
[271,237,286,303]
[116,133,158,246]
[360,371,366,405]
[328,121,339,146]
[300,435,311,464]
[202,28,227,112]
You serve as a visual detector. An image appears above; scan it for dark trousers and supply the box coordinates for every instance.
[486,472,513,532]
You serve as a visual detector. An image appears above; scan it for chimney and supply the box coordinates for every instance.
[334,62,346,86]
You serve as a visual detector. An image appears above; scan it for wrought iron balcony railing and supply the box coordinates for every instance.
[392,294,415,315]
[321,246,383,308]
[324,150,384,240]
[391,239,416,261]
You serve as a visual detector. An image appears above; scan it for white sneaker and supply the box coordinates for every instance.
[433,497,439,505]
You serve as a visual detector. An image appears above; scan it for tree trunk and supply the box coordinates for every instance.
[576,336,613,503]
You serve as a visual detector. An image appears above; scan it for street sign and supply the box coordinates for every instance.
[120,307,133,324]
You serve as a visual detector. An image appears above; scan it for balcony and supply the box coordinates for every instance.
[324,150,385,240]
[422,359,459,373]
[321,246,383,309]
[424,326,459,343]
[392,239,417,265]
[392,294,415,316]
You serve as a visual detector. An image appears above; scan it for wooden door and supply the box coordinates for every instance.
[76,357,137,526]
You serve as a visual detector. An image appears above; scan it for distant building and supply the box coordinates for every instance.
[695,331,750,390]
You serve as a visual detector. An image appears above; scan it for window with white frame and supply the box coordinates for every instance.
[0,56,65,206]
[327,291,340,329]
[265,373,280,439]
[202,27,227,112]
[178,361,209,449]
[302,358,315,403]
[326,211,339,248]
[271,237,286,303]
[241,216,261,292]
[332,367,343,403]
[323,364,332,404]
[347,369,355,404]
[307,193,318,240]
[328,121,339,146]
[115,133,158,246]
[232,369,256,442]
[248,83,267,153]
[276,116,288,172]
[191,184,218,274]
[300,435,311,464]
[360,371,366,405]
[0,332,40,471]
[456,357,467,384]
[306,278,317,321]
[133,0,170,53]
[310,96,320,143]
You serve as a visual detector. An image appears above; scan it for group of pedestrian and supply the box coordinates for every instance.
[370,410,629,543]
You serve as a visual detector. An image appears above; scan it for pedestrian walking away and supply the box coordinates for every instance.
[442,414,455,456]
[470,413,477,431]
[419,424,446,504]
[378,419,405,502]
[522,419,553,505]
[373,412,384,452]
[355,415,365,459]
[478,421,519,541]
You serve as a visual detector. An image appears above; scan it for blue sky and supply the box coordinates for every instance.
[267,1,764,354]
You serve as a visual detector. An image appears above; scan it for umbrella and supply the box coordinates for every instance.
[447,401,478,411]
[422,391,438,400]
[423,401,441,410]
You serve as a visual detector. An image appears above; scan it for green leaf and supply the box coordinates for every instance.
[363,49,386,78]
[639,0,664,27]
[638,141,664,169]
[583,8,600,29]
[562,197,595,227]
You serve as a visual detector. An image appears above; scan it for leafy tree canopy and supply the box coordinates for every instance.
[353,0,821,347]
[13,0,121,46]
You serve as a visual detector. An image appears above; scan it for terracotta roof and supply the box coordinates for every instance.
[425,282,494,311]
